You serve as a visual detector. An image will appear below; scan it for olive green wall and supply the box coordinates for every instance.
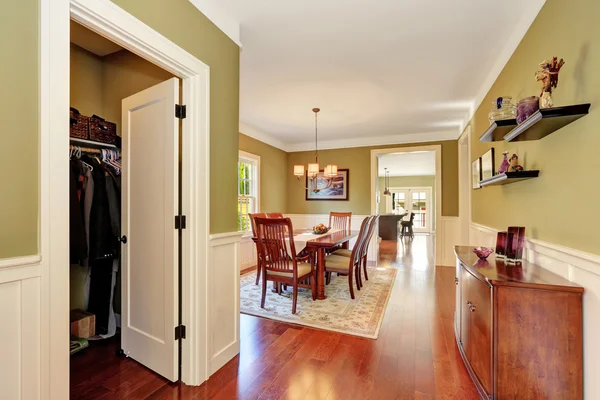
[0,0,39,258]
[70,44,104,116]
[110,0,240,234]
[239,133,288,213]
[378,176,436,215]
[102,50,176,134]
[287,141,458,216]
[469,0,600,255]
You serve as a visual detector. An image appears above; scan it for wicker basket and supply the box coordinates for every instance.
[69,107,89,139]
[89,115,117,145]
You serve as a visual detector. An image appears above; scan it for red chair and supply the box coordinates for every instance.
[324,216,371,299]
[266,212,284,218]
[329,212,352,231]
[254,217,316,314]
[249,213,267,285]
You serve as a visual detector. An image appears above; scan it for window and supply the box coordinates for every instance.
[238,151,260,232]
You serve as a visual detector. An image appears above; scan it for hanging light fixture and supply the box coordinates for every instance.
[383,168,391,196]
[294,108,338,193]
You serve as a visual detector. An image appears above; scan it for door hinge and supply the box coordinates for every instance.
[175,215,187,230]
[175,104,186,119]
[175,325,186,340]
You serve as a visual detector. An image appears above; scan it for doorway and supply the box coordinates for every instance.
[458,126,471,245]
[42,1,211,394]
[386,187,433,233]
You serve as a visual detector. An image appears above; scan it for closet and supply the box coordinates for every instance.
[69,20,183,384]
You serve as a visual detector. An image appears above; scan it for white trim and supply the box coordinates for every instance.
[0,255,42,270]
[209,232,245,246]
[239,122,288,152]
[286,130,458,152]
[458,126,472,245]
[370,145,443,264]
[43,0,212,391]
[187,0,241,47]
[238,149,261,214]
[461,0,546,130]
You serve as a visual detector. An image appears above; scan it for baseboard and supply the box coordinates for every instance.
[469,222,600,398]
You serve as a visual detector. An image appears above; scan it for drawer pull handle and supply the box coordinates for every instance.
[454,277,459,285]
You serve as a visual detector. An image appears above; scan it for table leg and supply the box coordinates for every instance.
[316,248,327,300]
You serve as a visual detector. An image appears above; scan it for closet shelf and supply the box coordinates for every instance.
[479,170,540,187]
[70,137,117,149]
[480,104,590,142]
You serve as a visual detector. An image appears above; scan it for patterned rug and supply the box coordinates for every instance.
[240,267,397,339]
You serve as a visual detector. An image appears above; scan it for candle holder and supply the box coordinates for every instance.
[506,226,525,263]
[495,231,507,258]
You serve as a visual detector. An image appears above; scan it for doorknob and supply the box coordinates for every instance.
[118,235,128,244]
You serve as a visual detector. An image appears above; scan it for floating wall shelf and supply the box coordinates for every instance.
[480,104,590,142]
[479,170,540,187]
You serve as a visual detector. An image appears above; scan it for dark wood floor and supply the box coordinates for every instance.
[71,236,479,399]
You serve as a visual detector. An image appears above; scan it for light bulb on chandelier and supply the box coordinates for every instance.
[293,108,338,193]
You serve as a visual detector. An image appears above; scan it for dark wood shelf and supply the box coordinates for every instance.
[479,104,590,142]
[479,170,539,187]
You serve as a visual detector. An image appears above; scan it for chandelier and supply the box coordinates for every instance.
[293,108,338,193]
[383,168,391,196]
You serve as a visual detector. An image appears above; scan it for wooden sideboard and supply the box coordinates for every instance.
[454,246,583,399]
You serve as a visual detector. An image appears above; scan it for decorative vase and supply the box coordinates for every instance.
[540,91,553,109]
[488,96,517,124]
[498,151,510,174]
[517,96,540,124]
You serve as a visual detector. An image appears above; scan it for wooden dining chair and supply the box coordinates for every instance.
[324,216,371,299]
[254,217,316,314]
[329,212,352,231]
[331,215,378,288]
[249,213,267,285]
[266,212,284,218]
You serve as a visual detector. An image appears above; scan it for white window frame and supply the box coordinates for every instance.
[238,150,260,235]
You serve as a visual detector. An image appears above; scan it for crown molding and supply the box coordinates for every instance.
[188,0,241,46]
[461,0,546,130]
[239,122,288,151]
[285,129,459,152]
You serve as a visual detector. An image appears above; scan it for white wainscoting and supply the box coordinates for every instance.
[470,222,600,399]
[207,232,242,375]
[0,256,42,400]
[240,235,256,271]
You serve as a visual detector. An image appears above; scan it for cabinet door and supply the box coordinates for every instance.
[469,275,492,395]
[454,260,462,337]
[459,265,472,356]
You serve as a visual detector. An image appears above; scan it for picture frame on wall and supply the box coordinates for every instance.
[472,158,482,189]
[306,169,349,201]
[481,148,495,181]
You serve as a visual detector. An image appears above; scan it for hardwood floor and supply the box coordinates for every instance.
[70,236,479,399]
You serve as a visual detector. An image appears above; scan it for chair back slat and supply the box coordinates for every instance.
[329,212,352,231]
[249,213,267,237]
[349,216,371,266]
[255,217,298,275]
[360,215,379,259]
[266,212,284,218]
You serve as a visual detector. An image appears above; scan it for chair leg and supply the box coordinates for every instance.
[260,274,267,309]
[326,271,331,285]
[292,284,298,314]
[355,264,361,290]
[255,257,261,285]
[348,267,355,300]
[363,256,369,281]
[311,275,316,301]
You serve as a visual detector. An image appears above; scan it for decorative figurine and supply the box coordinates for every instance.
[508,153,523,172]
[498,151,510,174]
[535,57,565,109]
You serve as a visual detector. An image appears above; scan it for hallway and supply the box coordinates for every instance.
[70,236,479,399]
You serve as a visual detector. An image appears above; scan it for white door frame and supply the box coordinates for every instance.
[386,186,433,233]
[458,126,472,245]
[41,0,211,395]
[370,145,442,263]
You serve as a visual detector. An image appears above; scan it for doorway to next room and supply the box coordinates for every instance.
[69,19,185,395]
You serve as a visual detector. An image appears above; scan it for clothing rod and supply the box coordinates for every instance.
[69,145,120,155]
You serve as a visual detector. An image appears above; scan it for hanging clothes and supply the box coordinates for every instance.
[70,160,87,264]
[85,155,116,261]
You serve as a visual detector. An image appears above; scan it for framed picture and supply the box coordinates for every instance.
[472,158,482,189]
[306,169,349,201]
[481,148,495,181]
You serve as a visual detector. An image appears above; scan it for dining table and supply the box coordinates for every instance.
[289,229,359,300]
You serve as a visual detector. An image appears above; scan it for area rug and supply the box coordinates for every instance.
[240,267,397,339]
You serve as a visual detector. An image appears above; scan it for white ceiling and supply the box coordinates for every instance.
[194,0,546,151]
[378,152,435,177]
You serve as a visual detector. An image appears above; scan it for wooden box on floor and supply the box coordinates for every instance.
[70,309,96,339]
[453,246,583,400]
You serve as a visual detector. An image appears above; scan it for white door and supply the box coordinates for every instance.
[387,187,433,233]
[121,77,180,382]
